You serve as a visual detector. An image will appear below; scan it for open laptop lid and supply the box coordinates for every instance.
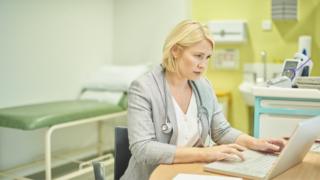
[268,115,320,179]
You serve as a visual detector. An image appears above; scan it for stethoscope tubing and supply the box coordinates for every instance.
[161,69,209,135]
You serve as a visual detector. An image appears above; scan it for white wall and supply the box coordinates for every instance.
[0,0,192,176]
[113,0,191,65]
[0,0,114,108]
[0,0,114,173]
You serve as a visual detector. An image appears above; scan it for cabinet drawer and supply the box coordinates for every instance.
[260,100,320,110]
[259,114,312,138]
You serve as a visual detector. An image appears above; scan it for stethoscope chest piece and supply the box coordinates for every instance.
[161,122,172,134]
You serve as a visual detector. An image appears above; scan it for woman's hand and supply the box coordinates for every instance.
[173,144,246,163]
[250,138,286,153]
[201,144,246,162]
[174,135,286,164]
[235,134,286,154]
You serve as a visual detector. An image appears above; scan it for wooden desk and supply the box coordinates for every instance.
[150,152,320,180]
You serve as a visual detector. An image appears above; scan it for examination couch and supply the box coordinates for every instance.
[0,91,128,180]
[0,64,149,180]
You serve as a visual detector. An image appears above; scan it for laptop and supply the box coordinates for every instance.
[204,115,320,180]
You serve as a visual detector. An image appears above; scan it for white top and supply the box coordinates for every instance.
[172,91,202,147]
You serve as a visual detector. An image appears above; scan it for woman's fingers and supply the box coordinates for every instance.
[257,139,286,152]
[207,138,286,163]
[223,147,245,161]
[206,144,246,162]
[267,139,286,151]
[217,145,245,161]
[263,143,280,152]
[223,153,244,161]
[227,143,246,151]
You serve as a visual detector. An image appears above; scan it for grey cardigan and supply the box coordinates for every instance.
[121,65,242,180]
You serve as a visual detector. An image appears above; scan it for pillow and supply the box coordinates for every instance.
[83,64,150,92]
[80,91,124,105]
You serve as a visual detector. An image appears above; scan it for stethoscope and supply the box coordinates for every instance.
[161,69,210,136]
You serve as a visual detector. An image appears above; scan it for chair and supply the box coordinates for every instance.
[92,127,131,180]
[92,161,106,180]
[114,127,131,180]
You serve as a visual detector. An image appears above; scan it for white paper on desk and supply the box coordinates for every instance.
[173,173,242,180]
[311,143,320,153]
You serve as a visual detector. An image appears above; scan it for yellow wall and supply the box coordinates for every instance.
[192,0,320,134]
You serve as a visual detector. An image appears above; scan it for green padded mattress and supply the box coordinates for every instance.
[0,100,126,130]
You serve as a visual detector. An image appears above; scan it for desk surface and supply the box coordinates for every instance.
[150,152,320,180]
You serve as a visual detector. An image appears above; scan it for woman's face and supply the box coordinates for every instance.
[173,39,213,80]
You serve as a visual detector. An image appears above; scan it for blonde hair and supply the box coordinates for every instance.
[162,20,214,72]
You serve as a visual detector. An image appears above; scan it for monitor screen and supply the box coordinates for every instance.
[281,60,299,79]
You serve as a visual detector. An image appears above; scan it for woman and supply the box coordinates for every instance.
[121,20,285,180]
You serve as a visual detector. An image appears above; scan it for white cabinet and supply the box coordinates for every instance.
[253,87,320,138]
[259,114,311,138]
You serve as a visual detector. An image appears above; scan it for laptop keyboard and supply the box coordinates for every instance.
[205,150,278,178]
